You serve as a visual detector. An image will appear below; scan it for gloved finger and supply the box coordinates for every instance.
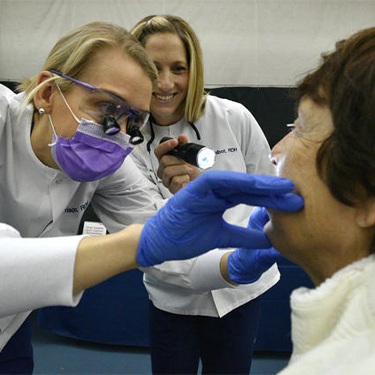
[249,207,270,230]
[263,193,304,212]
[217,223,272,249]
[257,247,283,264]
[186,171,299,198]
[224,192,304,212]
[227,247,280,284]
[173,187,303,215]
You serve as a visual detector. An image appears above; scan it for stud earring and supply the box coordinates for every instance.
[38,108,45,115]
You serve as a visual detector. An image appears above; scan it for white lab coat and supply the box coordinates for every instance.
[0,84,158,350]
[131,95,280,317]
[0,223,84,350]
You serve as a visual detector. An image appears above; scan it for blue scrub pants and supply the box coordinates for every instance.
[149,298,261,375]
[0,317,34,374]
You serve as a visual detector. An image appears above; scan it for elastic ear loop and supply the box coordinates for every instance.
[37,107,57,147]
[47,114,58,147]
[55,83,80,123]
[47,83,81,147]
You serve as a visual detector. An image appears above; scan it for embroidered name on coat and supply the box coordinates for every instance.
[215,147,238,154]
[64,201,89,213]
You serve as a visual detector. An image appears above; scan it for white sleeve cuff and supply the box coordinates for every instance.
[189,249,237,292]
[0,235,86,318]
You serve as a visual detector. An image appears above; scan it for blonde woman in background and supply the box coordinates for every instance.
[131,14,279,375]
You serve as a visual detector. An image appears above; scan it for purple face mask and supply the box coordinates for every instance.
[50,118,134,182]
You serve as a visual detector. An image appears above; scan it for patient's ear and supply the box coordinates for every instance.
[355,197,375,228]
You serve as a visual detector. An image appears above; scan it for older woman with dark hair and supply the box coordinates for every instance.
[223,27,375,373]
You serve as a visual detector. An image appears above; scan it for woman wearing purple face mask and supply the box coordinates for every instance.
[0,21,304,375]
[0,21,160,374]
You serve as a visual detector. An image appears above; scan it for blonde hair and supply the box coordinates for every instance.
[19,21,157,109]
[131,15,207,122]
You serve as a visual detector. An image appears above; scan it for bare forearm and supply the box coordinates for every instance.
[73,224,143,294]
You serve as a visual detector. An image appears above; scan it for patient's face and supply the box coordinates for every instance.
[265,96,357,280]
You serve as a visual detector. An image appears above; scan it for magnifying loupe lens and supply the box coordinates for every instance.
[102,115,120,135]
[127,125,144,145]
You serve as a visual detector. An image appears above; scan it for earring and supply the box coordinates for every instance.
[38,108,45,115]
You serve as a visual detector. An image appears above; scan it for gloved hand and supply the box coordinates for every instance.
[227,207,282,284]
[136,171,303,267]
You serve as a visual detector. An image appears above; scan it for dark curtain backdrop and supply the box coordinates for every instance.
[1,81,296,148]
[208,86,296,148]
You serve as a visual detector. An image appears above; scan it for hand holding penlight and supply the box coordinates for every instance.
[159,137,216,169]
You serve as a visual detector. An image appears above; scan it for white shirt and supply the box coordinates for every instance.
[131,95,280,317]
[0,223,83,350]
[0,84,158,350]
[278,254,375,374]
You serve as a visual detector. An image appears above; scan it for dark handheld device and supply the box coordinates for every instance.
[160,137,216,169]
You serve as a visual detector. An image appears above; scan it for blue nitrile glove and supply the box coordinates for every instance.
[136,171,303,267]
[227,207,282,284]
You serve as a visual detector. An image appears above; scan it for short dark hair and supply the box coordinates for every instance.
[296,27,375,206]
